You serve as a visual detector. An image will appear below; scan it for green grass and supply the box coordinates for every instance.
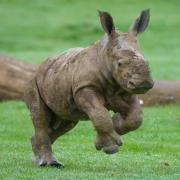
[0,0,180,179]
[0,102,179,179]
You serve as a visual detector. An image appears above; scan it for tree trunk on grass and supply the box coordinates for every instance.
[0,54,179,106]
[139,80,180,106]
[0,54,37,100]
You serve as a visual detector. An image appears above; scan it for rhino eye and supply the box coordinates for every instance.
[117,60,123,67]
[117,61,122,67]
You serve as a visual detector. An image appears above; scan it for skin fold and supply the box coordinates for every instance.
[24,9,153,168]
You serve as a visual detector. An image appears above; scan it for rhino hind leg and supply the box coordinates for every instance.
[49,117,79,144]
[25,81,64,168]
[31,135,63,168]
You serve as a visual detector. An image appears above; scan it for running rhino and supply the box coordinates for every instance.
[24,9,154,168]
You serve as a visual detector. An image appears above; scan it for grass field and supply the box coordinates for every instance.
[0,0,180,179]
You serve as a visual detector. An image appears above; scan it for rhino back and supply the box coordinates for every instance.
[36,48,86,118]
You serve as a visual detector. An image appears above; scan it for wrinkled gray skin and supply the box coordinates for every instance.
[24,9,154,168]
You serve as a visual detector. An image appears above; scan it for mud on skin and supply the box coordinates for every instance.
[24,9,153,167]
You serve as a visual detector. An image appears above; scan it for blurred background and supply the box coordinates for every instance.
[0,0,179,79]
[0,1,179,179]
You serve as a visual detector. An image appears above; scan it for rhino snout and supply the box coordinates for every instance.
[127,79,154,94]
[136,80,154,90]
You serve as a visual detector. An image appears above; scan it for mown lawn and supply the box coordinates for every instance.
[0,102,179,179]
[0,0,180,179]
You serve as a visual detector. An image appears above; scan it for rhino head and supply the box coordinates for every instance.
[98,9,154,94]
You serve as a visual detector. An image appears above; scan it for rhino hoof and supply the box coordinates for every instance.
[39,160,47,167]
[103,145,119,154]
[38,159,64,168]
[50,161,64,168]
[95,143,103,151]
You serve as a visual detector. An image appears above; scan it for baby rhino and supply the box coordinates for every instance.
[24,9,154,168]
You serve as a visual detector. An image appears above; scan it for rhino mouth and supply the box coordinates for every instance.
[131,87,151,94]
[125,80,154,94]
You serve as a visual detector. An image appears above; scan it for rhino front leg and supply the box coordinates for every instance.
[75,88,122,154]
[111,96,143,135]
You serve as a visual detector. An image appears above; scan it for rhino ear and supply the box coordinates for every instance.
[98,10,115,36]
[129,9,150,36]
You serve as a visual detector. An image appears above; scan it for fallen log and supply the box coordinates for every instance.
[0,54,179,106]
[139,80,180,106]
[0,54,37,100]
